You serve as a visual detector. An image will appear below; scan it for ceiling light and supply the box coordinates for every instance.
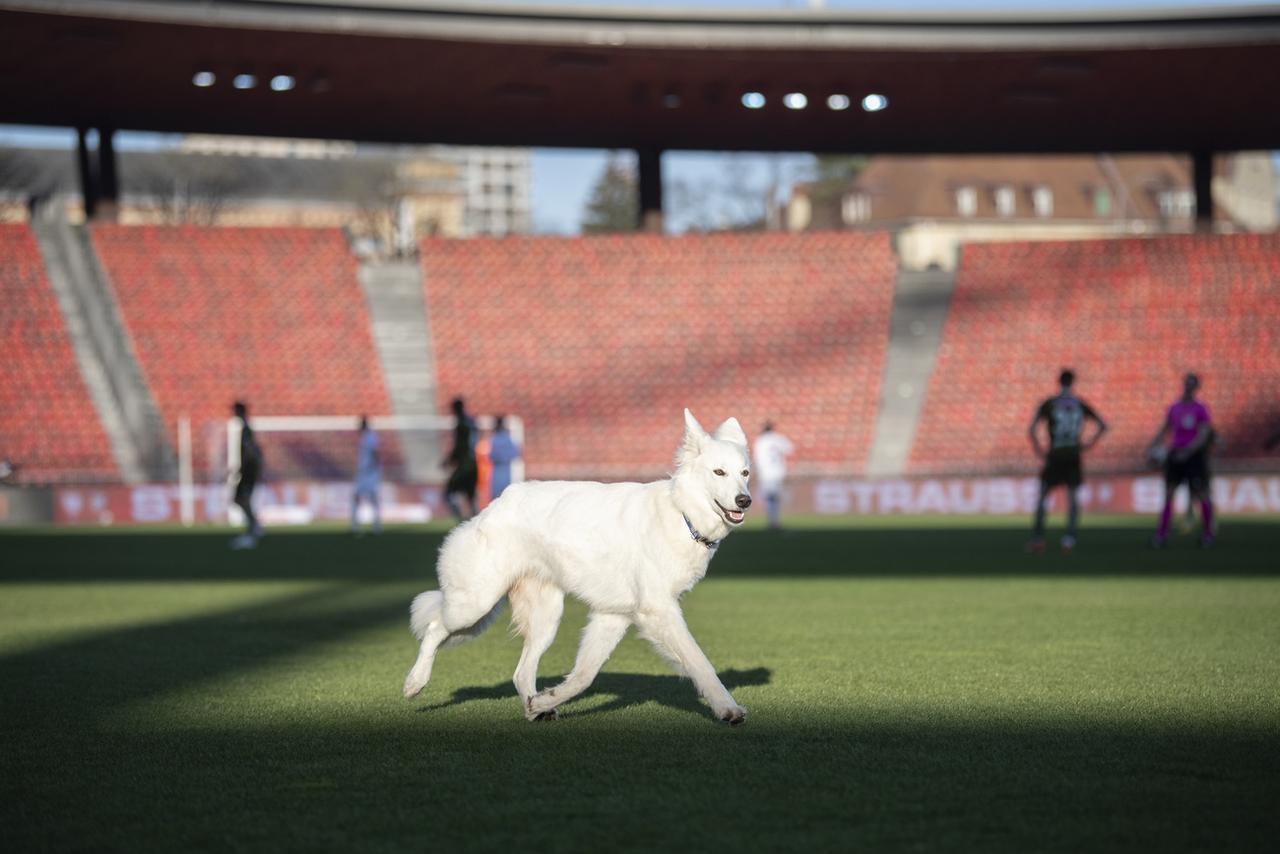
[192,71,216,88]
[232,74,257,90]
[783,92,808,110]
[741,91,766,109]
[826,94,850,111]
[862,93,888,112]
[270,75,295,92]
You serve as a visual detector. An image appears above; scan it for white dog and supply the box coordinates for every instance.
[403,409,753,725]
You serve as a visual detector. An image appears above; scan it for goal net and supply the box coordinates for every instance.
[196,414,524,525]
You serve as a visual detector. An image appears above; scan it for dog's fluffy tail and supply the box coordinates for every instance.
[409,589,505,648]
[409,590,444,640]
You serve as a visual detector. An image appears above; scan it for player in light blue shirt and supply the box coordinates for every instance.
[352,415,381,534]
[487,415,521,501]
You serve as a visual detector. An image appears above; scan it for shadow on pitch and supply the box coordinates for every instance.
[2,522,1277,582]
[0,583,406,728]
[416,666,772,720]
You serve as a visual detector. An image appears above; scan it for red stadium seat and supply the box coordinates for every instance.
[420,232,897,478]
[91,225,392,477]
[0,224,118,483]
[908,234,1280,475]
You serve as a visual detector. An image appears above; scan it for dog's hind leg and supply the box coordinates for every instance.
[403,585,508,700]
[403,621,449,699]
[508,578,565,719]
[525,612,629,719]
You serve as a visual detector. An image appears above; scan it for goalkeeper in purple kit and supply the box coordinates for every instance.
[1148,373,1215,548]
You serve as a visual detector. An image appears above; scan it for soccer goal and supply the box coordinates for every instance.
[177,413,525,526]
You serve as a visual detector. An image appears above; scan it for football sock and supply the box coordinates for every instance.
[1032,491,1048,538]
[1200,499,1214,537]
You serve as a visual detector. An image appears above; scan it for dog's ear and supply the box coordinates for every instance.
[683,408,706,438]
[675,409,708,469]
[712,417,748,448]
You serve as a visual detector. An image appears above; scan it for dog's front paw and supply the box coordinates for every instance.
[525,690,558,719]
[403,674,426,700]
[716,704,747,726]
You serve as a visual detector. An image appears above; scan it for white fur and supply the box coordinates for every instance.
[403,409,752,725]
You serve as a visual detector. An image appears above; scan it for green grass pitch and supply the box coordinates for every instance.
[3,518,1278,852]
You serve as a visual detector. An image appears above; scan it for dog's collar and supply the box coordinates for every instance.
[683,514,720,550]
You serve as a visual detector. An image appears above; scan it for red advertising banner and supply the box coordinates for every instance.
[48,474,1280,526]
[54,482,445,526]
[804,474,1280,516]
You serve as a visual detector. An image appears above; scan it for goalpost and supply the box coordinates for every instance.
[178,413,525,526]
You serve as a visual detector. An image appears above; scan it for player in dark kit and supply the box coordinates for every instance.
[1026,370,1107,553]
[442,397,478,522]
[231,400,264,549]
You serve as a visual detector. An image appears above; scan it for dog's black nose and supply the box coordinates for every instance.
[735,494,752,509]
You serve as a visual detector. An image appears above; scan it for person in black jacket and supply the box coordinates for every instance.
[442,397,478,521]
[231,400,264,549]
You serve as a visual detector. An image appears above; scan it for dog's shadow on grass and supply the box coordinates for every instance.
[417,667,771,720]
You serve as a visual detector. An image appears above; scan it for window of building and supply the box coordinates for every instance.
[955,186,977,217]
[1158,189,1194,219]
[1032,186,1053,217]
[1092,187,1112,217]
[841,192,871,224]
[994,185,1016,217]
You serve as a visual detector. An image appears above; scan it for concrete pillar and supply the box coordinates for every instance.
[75,127,97,221]
[1192,149,1214,233]
[637,147,664,233]
[97,127,119,222]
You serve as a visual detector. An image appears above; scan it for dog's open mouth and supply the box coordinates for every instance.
[715,501,746,526]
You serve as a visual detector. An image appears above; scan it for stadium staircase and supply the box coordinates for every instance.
[358,261,442,481]
[865,268,957,477]
[30,216,175,482]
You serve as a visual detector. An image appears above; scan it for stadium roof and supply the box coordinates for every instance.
[2,1,1280,153]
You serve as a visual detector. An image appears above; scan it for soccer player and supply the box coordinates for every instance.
[752,421,795,530]
[486,415,521,502]
[351,415,382,535]
[230,400,263,550]
[1148,373,1215,548]
[1180,427,1217,535]
[442,397,478,521]
[1026,370,1107,553]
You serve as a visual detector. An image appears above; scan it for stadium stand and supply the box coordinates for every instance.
[0,224,118,483]
[90,225,392,477]
[421,232,897,477]
[908,234,1280,475]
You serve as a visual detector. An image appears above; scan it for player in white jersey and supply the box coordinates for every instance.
[752,421,794,530]
[352,416,382,534]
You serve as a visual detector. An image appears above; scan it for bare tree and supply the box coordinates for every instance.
[0,148,64,214]
[337,159,409,257]
[123,153,250,225]
[667,154,793,233]
[0,148,34,190]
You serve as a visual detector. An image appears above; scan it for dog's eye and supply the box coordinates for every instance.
[742,470,750,477]
[713,469,726,476]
